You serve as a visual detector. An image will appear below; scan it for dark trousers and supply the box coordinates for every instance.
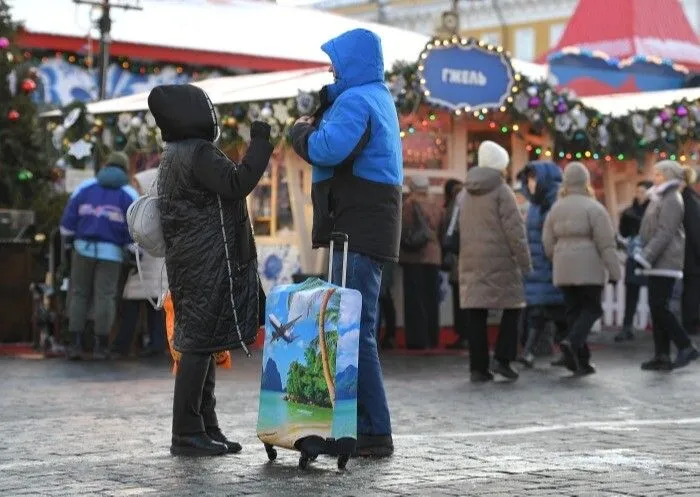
[172,353,218,436]
[466,308,520,372]
[682,275,700,335]
[561,286,603,365]
[648,277,691,356]
[402,264,440,349]
[523,305,567,356]
[450,281,468,340]
[112,300,166,354]
[68,252,121,337]
[378,289,397,342]
[622,283,642,328]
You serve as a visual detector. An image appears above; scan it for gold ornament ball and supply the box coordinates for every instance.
[225,117,237,127]
[95,118,103,127]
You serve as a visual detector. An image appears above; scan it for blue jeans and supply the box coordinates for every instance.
[112,300,166,354]
[332,250,392,436]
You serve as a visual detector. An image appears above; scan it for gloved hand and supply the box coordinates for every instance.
[251,121,272,141]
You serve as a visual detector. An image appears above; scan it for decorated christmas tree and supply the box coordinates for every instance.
[0,0,46,210]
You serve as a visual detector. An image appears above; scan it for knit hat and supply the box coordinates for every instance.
[563,161,590,187]
[408,175,430,192]
[654,160,684,182]
[477,141,509,171]
[105,151,129,171]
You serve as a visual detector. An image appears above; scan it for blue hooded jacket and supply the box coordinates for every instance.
[60,165,138,262]
[289,29,403,262]
[520,161,564,306]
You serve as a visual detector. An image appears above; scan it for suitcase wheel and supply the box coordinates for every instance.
[264,444,277,462]
[298,454,310,469]
[337,454,349,470]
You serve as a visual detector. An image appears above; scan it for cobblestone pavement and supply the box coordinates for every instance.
[2,335,700,497]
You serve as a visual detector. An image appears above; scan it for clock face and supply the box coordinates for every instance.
[443,12,458,30]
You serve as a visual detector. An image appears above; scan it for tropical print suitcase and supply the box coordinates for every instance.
[257,233,361,470]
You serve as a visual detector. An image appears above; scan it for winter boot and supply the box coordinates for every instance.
[613,327,634,342]
[67,332,82,361]
[93,335,111,361]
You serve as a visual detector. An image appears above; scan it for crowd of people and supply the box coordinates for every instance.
[54,27,699,459]
[393,141,700,381]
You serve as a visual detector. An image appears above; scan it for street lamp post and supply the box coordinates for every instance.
[72,0,143,101]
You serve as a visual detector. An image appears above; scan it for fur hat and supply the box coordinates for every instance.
[408,175,430,192]
[477,141,509,171]
[105,151,129,171]
[563,161,590,187]
[654,160,684,182]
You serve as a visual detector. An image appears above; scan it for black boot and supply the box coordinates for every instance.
[170,434,227,457]
[207,428,242,454]
[352,434,394,458]
[67,332,82,361]
[93,335,111,360]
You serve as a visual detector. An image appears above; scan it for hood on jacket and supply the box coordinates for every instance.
[519,161,562,207]
[321,28,384,101]
[97,165,129,189]
[147,84,219,143]
[465,166,503,195]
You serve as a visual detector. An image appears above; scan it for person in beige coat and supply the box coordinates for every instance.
[400,175,444,349]
[543,162,621,375]
[459,141,532,382]
[634,160,699,371]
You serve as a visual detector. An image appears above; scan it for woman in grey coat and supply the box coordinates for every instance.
[634,160,699,371]
[543,162,621,375]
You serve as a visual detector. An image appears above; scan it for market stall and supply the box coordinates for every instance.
[42,35,700,334]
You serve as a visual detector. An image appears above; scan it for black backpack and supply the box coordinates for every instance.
[401,201,432,252]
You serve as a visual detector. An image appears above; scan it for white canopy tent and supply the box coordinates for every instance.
[580,87,700,117]
[9,0,435,69]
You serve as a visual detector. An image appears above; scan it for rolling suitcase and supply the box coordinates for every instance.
[257,233,362,470]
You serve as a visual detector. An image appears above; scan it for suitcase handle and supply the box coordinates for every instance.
[328,232,349,288]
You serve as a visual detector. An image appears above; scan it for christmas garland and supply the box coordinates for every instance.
[45,56,699,165]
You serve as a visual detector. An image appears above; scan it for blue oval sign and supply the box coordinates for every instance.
[418,40,515,111]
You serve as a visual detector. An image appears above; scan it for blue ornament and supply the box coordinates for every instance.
[263,254,283,280]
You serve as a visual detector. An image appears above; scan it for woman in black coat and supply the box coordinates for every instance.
[681,167,700,337]
[615,180,652,341]
[149,84,273,457]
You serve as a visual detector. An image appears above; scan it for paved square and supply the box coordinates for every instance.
[1,336,699,496]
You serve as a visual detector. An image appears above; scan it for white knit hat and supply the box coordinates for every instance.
[478,141,509,171]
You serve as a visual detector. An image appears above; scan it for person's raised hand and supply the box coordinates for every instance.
[295,115,314,126]
[251,121,271,140]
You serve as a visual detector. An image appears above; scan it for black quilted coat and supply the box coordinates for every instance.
[148,84,273,354]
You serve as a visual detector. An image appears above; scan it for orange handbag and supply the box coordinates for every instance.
[164,292,231,374]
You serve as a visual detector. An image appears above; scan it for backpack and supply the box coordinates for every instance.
[126,172,167,309]
[401,201,432,253]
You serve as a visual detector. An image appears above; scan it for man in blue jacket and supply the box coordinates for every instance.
[60,152,138,360]
[517,162,568,368]
[289,28,402,458]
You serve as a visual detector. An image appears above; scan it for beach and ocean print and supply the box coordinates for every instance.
[257,278,361,449]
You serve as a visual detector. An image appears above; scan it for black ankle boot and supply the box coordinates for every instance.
[93,335,111,360]
[67,333,82,361]
[206,428,242,454]
[170,434,228,457]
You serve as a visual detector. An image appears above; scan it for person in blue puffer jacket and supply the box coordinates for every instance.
[289,28,402,458]
[516,161,568,368]
[60,152,138,360]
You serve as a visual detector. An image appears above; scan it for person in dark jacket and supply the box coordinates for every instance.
[289,28,401,457]
[148,84,273,457]
[516,162,568,368]
[614,180,653,341]
[441,179,468,350]
[60,151,138,360]
[378,262,397,349]
[681,167,700,336]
